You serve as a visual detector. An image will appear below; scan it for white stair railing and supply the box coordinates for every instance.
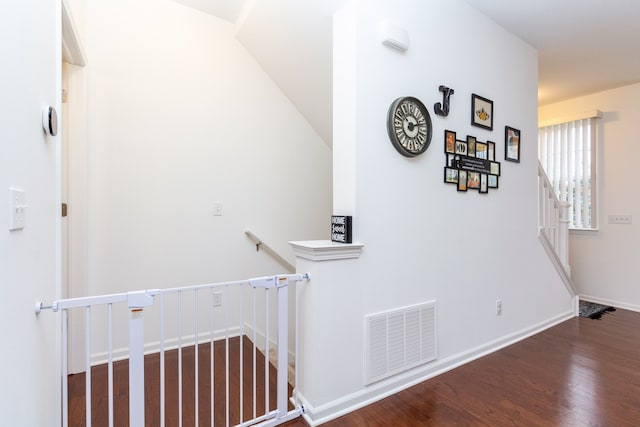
[538,161,576,296]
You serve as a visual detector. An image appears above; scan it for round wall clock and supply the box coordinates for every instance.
[387,96,433,157]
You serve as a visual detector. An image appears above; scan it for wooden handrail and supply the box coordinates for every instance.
[244,229,295,273]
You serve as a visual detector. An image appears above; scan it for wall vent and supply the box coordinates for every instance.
[364,300,436,385]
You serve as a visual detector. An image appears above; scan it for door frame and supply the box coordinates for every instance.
[61,0,88,374]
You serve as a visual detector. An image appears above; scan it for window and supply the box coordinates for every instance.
[538,114,599,229]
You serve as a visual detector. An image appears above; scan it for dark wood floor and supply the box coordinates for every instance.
[284,308,640,426]
[70,309,640,426]
[68,336,283,426]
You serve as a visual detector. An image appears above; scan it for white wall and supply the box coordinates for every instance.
[0,0,60,424]
[539,82,640,311]
[295,0,574,422]
[82,0,331,353]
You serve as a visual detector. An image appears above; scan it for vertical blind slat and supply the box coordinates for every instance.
[538,118,594,229]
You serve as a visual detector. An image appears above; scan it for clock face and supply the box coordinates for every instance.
[387,96,433,157]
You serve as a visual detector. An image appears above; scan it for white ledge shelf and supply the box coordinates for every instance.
[289,240,363,261]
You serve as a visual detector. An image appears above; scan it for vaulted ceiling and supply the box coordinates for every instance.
[171,0,640,145]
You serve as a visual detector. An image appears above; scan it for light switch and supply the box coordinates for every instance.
[9,188,26,231]
[213,202,223,216]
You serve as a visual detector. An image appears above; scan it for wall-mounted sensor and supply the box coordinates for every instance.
[379,21,409,52]
[42,106,58,136]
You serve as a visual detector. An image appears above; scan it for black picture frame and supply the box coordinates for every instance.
[487,141,495,161]
[444,167,458,184]
[467,135,476,157]
[490,161,501,176]
[480,174,488,194]
[445,130,456,154]
[475,142,488,159]
[457,170,468,192]
[488,174,499,189]
[467,171,481,190]
[446,153,456,168]
[505,126,521,163]
[471,94,493,130]
[455,140,468,156]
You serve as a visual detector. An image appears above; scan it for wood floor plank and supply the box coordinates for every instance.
[283,309,640,426]
[69,309,640,426]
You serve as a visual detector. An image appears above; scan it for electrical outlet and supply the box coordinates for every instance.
[608,215,632,225]
[213,291,223,307]
[496,299,502,316]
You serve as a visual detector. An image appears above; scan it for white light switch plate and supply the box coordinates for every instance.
[9,188,26,231]
[213,202,223,216]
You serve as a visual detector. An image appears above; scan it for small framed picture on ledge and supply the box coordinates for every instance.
[505,126,521,163]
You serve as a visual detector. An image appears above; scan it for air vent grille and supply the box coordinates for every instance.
[364,301,436,385]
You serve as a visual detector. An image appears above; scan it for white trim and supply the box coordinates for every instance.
[538,232,576,296]
[569,228,599,235]
[242,321,296,370]
[289,240,364,261]
[61,0,86,66]
[538,110,601,128]
[579,294,640,313]
[55,1,64,425]
[296,311,574,426]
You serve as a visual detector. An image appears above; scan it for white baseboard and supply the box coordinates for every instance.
[579,294,640,313]
[242,322,296,367]
[296,311,574,426]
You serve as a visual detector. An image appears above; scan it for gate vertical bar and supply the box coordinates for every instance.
[178,291,183,427]
[194,290,199,426]
[129,307,146,427]
[160,293,165,427]
[62,309,69,427]
[85,307,92,427]
[264,289,270,415]
[107,304,114,427]
[252,287,257,420]
[276,281,289,419]
[210,290,215,426]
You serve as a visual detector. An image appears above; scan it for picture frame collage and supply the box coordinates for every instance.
[444,130,501,194]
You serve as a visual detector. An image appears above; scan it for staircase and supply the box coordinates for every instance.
[537,161,578,307]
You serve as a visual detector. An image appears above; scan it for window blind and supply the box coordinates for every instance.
[538,119,595,229]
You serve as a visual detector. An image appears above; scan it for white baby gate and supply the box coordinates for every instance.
[36,273,309,427]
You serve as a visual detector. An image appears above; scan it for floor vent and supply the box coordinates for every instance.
[364,300,436,385]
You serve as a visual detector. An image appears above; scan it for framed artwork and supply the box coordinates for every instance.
[446,153,456,167]
[467,171,481,190]
[488,174,499,188]
[475,142,488,159]
[467,135,476,157]
[444,167,458,184]
[480,174,488,194]
[471,94,493,130]
[490,162,501,176]
[487,141,495,161]
[458,170,468,192]
[445,130,456,153]
[505,126,521,163]
[455,140,468,155]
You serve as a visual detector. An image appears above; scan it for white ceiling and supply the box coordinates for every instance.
[463,0,640,105]
[171,0,640,144]
[171,0,248,24]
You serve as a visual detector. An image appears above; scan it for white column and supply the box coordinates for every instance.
[288,240,363,421]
